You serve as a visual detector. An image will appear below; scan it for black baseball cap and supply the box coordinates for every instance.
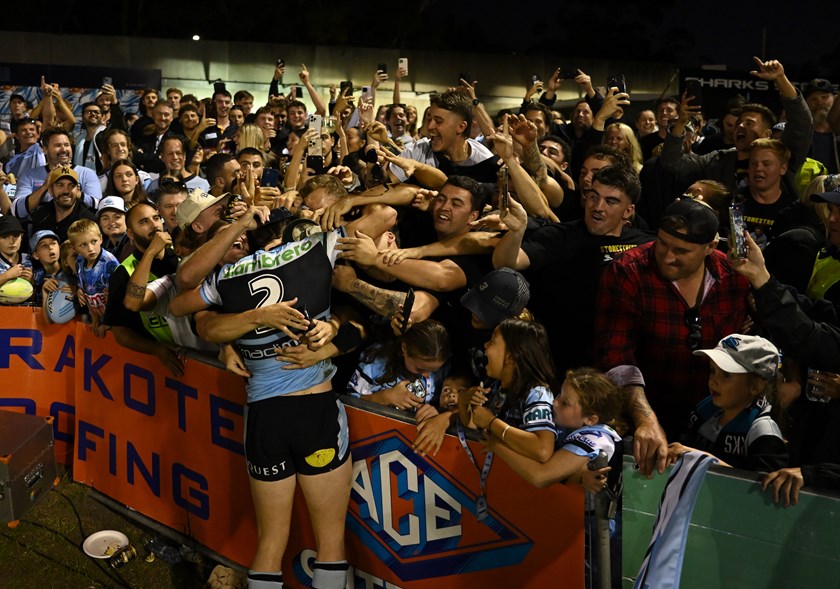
[460,268,530,327]
[811,185,840,205]
[803,78,834,99]
[0,215,24,236]
[659,198,719,244]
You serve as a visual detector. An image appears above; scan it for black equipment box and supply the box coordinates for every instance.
[0,410,58,524]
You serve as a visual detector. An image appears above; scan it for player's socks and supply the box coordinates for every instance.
[247,570,283,588]
[312,560,349,589]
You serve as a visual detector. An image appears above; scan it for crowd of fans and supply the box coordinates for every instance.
[1,55,840,587]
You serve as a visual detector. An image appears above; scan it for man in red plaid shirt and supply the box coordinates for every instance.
[595,199,750,476]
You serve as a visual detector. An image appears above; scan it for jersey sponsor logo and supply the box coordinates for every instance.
[348,430,532,579]
[723,435,747,456]
[305,448,335,468]
[247,459,287,478]
[86,291,108,310]
[221,240,314,279]
[146,314,170,329]
[523,406,552,425]
[565,432,597,450]
[239,339,300,359]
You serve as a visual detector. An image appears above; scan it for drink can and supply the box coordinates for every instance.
[109,544,137,568]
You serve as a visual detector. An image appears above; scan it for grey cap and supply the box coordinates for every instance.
[693,334,779,380]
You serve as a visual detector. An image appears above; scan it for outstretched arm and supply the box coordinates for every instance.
[488,440,589,488]
[299,64,327,116]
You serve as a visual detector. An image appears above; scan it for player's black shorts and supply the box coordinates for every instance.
[244,391,350,481]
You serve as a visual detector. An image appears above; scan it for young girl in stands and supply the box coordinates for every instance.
[347,319,450,411]
[667,333,788,471]
[463,318,558,462]
[484,367,624,486]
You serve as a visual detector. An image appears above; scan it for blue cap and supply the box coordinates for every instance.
[29,229,60,252]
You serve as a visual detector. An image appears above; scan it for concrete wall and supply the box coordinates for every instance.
[1,30,678,117]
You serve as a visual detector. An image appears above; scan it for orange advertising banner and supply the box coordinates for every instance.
[0,310,584,586]
[0,306,76,464]
[283,411,584,588]
[70,321,258,563]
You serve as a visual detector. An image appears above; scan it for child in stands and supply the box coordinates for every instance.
[668,334,788,471]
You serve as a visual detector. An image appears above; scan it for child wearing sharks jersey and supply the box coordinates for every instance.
[667,334,788,471]
[68,219,118,337]
[462,318,558,463]
[347,319,450,411]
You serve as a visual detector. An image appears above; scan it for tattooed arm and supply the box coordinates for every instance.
[333,265,439,321]
[623,384,668,478]
[124,232,172,312]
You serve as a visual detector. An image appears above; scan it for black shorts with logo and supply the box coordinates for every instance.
[244,391,350,481]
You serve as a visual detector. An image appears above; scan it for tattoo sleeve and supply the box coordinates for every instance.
[520,140,548,185]
[348,279,405,318]
[126,282,147,300]
[624,385,654,422]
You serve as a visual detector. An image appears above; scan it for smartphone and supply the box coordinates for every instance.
[729,202,748,259]
[277,58,285,67]
[224,194,245,222]
[588,450,609,471]
[685,78,702,105]
[202,130,220,149]
[294,87,303,98]
[361,86,372,101]
[559,68,578,79]
[102,76,112,87]
[378,63,387,74]
[261,167,281,187]
[531,74,541,84]
[307,114,323,157]
[300,306,316,335]
[500,166,510,211]
[305,155,325,175]
[458,72,471,84]
[340,80,353,96]
[398,57,408,75]
[406,378,426,400]
[607,74,627,94]
[400,288,414,334]
[213,81,226,94]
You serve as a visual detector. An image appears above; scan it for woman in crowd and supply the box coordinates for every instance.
[603,122,644,173]
[105,159,150,207]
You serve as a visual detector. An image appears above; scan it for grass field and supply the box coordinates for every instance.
[0,470,227,588]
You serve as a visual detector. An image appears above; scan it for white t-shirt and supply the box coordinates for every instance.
[389,137,494,182]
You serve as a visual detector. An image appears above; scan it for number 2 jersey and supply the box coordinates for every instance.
[199,229,342,403]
